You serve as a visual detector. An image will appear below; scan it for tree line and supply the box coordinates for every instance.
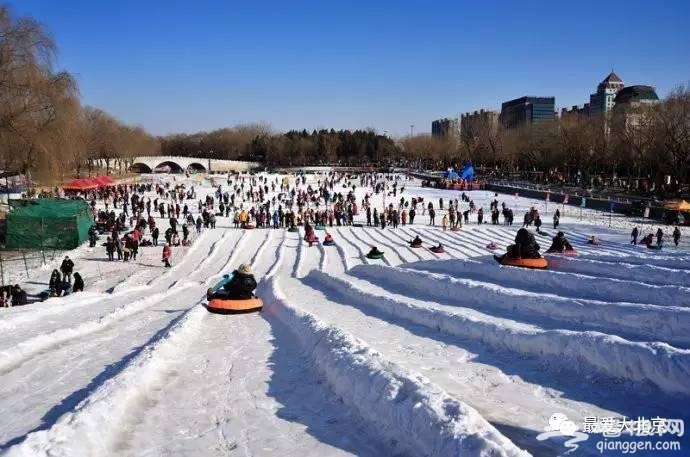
[0,6,159,183]
[160,128,400,167]
[399,88,690,191]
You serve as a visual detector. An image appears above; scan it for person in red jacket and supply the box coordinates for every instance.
[162,243,172,267]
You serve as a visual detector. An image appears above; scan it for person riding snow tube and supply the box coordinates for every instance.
[430,243,445,254]
[546,232,576,254]
[641,234,654,246]
[206,274,231,300]
[207,264,262,314]
[323,233,335,246]
[367,247,384,259]
[496,228,547,269]
[586,236,601,245]
[410,235,423,248]
[486,242,498,250]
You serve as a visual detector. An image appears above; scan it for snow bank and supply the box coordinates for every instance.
[314,268,690,396]
[403,258,690,307]
[0,292,107,331]
[4,305,207,457]
[259,276,530,457]
[0,282,197,373]
[545,256,690,286]
[567,252,690,270]
[390,261,690,346]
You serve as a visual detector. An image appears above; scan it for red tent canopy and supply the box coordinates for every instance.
[92,176,113,186]
[64,178,98,191]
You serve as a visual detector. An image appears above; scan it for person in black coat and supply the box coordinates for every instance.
[72,272,84,293]
[507,228,541,259]
[212,264,257,300]
[151,226,159,246]
[60,256,74,282]
[548,232,573,252]
[49,269,62,296]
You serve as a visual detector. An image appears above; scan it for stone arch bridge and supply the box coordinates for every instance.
[130,156,260,174]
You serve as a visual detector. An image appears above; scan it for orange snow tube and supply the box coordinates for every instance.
[494,254,548,270]
[545,248,577,256]
[207,297,263,314]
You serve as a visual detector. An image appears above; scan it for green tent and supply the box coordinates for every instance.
[6,199,94,249]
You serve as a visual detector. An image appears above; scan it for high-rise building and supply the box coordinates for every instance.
[560,104,590,121]
[500,96,555,129]
[460,109,499,140]
[589,71,625,117]
[431,118,460,138]
[612,85,660,128]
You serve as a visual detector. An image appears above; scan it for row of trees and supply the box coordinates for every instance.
[399,87,690,190]
[160,128,400,167]
[0,6,159,183]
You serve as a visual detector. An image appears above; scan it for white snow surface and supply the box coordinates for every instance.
[1,172,689,457]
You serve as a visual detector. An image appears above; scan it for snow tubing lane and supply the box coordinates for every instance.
[545,249,577,256]
[206,297,263,314]
[367,253,385,260]
[494,254,548,269]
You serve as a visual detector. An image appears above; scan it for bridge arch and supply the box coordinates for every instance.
[187,162,207,172]
[155,161,185,173]
[130,162,153,173]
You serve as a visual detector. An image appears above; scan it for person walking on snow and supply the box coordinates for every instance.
[441,214,448,231]
[162,243,172,268]
[631,227,639,245]
[673,226,681,246]
[60,256,74,283]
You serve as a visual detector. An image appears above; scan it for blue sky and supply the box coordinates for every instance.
[12,0,690,137]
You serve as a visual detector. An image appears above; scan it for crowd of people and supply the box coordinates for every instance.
[2,170,686,308]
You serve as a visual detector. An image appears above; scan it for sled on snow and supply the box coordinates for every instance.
[207,296,263,314]
[545,248,578,256]
[494,254,548,270]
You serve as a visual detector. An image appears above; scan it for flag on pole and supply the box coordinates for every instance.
[563,194,569,204]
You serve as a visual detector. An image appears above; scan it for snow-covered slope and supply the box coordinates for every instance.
[1,173,688,457]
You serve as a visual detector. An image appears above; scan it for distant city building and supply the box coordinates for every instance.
[613,85,659,107]
[500,96,556,129]
[560,103,590,121]
[589,71,625,117]
[612,85,660,128]
[431,117,460,138]
[460,109,499,140]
